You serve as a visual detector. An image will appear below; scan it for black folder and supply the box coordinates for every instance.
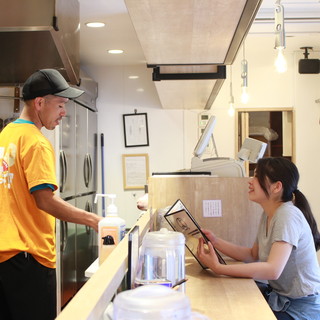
[164,199,226,269]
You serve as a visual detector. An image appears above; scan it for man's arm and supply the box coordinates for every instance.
[32,188,102,232]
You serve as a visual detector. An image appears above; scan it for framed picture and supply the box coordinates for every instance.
[122,154,149,190]
[123,113,149,147]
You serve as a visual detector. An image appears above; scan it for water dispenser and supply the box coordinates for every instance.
[134,228,185,291]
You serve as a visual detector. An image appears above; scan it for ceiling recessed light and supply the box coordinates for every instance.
[128,75,139,79]
[85,22,105,28]
[108,49,124,54]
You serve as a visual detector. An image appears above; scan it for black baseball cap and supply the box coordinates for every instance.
[22,69,84,101]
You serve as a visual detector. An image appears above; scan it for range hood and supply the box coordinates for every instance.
[125,0,262,109]
[0,0,80,86]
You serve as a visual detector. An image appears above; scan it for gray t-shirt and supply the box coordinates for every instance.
[257,201,320,298]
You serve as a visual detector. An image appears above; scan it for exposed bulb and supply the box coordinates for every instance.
[241,86,249,104]
[228,102,235,117]
[275,48,287,73]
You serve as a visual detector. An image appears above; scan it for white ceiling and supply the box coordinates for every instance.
[79,0,320,68]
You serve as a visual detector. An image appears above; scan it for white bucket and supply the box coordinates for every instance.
[112,285,212,320]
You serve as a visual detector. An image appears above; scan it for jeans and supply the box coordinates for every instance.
[256,281,294,320]
[256,281,320,320]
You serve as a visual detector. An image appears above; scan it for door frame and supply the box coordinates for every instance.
[235,107,296,174]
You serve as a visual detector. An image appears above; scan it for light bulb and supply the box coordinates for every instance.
[241,86,249,104]
[275,48,287,73]
[228,102,235,117]
[108,49,124,54]
[85,22,105,28]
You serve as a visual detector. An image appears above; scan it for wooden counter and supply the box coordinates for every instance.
[185,256,276,320]
[56,211,276,320]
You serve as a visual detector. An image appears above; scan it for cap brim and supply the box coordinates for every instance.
[54,86,84,99]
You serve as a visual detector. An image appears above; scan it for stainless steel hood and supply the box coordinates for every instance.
[125,0,263,109]
[0,0,80,86]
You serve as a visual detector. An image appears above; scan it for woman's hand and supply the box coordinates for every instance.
[197,237,221,273]
[201,229,218,245]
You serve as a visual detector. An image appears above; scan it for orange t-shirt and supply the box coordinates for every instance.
[0,121,58,268]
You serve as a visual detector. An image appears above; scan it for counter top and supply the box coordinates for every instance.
[185,256,276,320]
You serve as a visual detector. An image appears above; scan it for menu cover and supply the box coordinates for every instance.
[164,199,226,269]
[127,225,140,289]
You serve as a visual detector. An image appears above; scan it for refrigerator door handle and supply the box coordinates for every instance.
[64,152,68,189]
[60,220,64,252]
[64,221,68,251]
[59,150,67,192]
[65,221,69,238]
[60,220,68,252]
[88,154,92,186]
[85,201,92,235]
[83,153,92,188]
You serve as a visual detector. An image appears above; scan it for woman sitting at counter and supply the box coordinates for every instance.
[197,157,320,320]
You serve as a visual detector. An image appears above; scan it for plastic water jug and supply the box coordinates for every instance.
[134,228,185,291]
[112,285,210,320]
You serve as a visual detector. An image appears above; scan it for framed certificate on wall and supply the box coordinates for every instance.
[122,154,149,190]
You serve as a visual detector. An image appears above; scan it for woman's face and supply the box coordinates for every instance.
[248,172,269,204]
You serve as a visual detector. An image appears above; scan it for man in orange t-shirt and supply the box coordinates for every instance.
[0,69,102,320]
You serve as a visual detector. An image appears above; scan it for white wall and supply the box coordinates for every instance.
[82,64,200,227]
[82,33,320,239]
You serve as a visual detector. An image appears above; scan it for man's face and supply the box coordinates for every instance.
[39,95,68,130]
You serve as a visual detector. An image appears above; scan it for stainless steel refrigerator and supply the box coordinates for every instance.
[58,78,98,307]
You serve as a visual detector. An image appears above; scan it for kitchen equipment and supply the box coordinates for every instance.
[134,228,185,291]
[0,0,80,85]
[57,85,98,307]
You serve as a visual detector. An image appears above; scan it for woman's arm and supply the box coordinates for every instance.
[201,229,259,262]
[197,238,292,280]
[32,188,102,232]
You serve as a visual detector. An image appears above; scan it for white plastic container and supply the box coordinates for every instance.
[96,194,126,265]
[134,228,185,291]
[112,285,210,320]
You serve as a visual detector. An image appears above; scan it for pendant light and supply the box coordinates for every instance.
[274,0,287,73]
[241,42,249,104]
[228,66,235,117]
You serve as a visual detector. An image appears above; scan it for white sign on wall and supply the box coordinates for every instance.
[203,200,222,218]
